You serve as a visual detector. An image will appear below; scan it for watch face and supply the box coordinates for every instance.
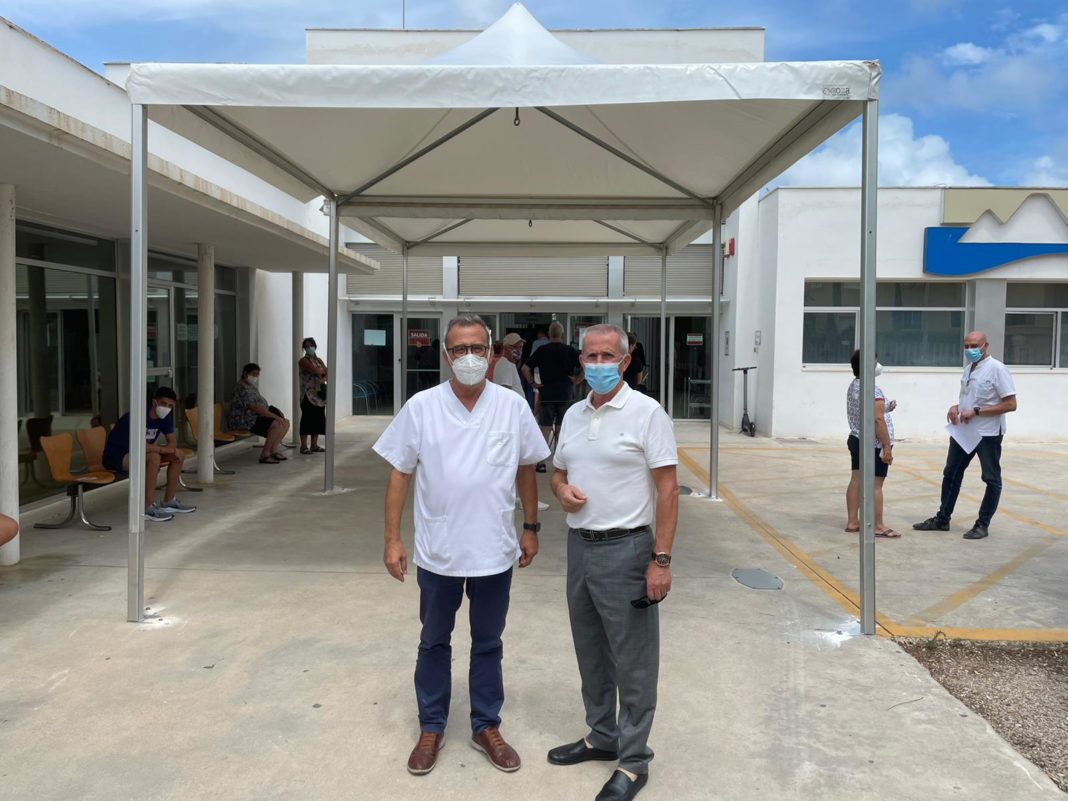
[654,553,671,567]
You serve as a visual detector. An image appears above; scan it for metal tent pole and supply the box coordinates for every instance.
[709,205,723,500]
[291,272,304,447]
[196,243,215,485]
[128,104,148,623]
[401,247,409,405]
[859,99,879,635]
[324,199,339,493]
[0,184,19,566]
[659,248,667,409]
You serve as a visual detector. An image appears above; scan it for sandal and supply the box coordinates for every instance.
[259,456,280,464]
[272,452,288,461]
[875,528,901,538]
[300,447,312,455]
[844,526,860,533]
[312,446,326,453]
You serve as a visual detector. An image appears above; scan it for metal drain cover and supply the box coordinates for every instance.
[731,568,784,590]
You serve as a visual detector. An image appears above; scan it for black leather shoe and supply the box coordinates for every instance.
[912,516,950,531]
[595,770,648,801]
[963,523,989,540]
[547,739,619,766]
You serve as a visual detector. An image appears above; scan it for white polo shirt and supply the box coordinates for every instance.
[553,382,678,531]
[958,356,1016,437]
[373,380,549,577]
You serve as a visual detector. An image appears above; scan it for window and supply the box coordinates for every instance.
[1005,283,1068,368]
[803,281,965,366]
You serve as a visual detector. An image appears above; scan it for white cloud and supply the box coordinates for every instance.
[940,42,994,66]
[888,12,1068,115]
[776,113,989,188]
[1021,155,1068,187]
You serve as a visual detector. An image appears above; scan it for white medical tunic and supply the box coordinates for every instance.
[553,382,678,531]
[373,381,549,577]
[958,357,1016,437]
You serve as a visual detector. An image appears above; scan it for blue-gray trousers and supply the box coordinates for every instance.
[566,527,659,774]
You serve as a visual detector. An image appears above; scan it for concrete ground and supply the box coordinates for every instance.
[1,418,1064,801]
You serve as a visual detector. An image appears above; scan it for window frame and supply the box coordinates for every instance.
[1003,307,1064,369]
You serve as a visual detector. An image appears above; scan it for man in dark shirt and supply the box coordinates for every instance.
[523,321,582,473]
[103,386,196,523]
[622,332,647,391]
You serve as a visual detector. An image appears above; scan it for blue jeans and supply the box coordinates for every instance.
[414,566,512,735]
[937,434,1003,527]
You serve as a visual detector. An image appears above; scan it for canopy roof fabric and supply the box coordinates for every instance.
[126,4,879,256]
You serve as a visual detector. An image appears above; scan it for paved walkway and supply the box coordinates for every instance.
[0,418,1063,800]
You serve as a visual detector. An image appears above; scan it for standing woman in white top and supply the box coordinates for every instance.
[844,349,898,538]
[298,337,328,454]
[913,330,1017,540]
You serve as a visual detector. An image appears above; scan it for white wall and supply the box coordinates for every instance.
[752,187,1068,441]
[252,270,296,419]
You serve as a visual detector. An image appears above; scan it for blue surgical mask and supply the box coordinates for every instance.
[964,347,983,363]
[585,361,622,394]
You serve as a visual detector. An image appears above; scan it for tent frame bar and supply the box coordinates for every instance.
[183,105,334,198]
[412,219,473,245]
[536,107,714,209]
[339,108,500,204]
[340,197,715,221]
[128,104,148,623]
[592,220,653,245]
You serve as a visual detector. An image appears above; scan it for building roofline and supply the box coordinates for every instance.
[306,26,766,33]
[1,16,126,94]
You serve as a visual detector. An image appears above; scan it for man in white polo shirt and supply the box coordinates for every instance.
[914,329,1018,540]
[547,324,678,801]
[373,314,549,776]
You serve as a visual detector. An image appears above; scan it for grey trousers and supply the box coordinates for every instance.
[566,527,659,774]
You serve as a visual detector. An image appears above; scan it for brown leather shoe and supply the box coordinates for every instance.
[407,731,445,775]
[471,726,521,772]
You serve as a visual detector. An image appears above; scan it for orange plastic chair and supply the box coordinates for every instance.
[184,405,235,475]
[76,426,109,473]
[34,433,114,531]
[216,403,251,439]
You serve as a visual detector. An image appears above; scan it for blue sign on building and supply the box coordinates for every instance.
[924,227,1068,276]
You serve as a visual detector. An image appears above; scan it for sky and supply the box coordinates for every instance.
[3,0,1067,188]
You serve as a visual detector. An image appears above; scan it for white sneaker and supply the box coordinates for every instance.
[160,497,197,514]
[515,500,551,511]
[144,505,174,523]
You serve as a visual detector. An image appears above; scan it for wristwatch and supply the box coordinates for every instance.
[651,552,671,567]
[523,522,541,534]
[973,406,981,416]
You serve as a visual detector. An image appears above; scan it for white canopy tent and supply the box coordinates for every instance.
[125,4,883,633]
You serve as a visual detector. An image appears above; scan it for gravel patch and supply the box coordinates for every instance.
[901,638,1068,793]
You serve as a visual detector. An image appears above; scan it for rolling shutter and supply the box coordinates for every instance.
[345,245,443,295]
[623,245,715,297]
[458,256,608,296]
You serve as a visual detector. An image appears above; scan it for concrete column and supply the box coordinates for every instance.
[27,264,50,418]
[974,279,1008,359]
[606,256,625,329]
[290,271,303,446]
[196,244,215,483]
[440,257,458,384]
[0,184,20,565]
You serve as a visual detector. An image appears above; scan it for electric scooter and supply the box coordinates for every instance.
[731,366,757,437]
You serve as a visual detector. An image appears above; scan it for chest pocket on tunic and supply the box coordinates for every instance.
[486,431,517,467]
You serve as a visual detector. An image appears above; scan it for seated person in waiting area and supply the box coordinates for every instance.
[0,513,18,547]
[230,362,291,465]
[103,386,197,523]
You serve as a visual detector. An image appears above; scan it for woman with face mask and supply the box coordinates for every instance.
[844,349,899,538]
[298,337,328,454]
[229,363,291,464]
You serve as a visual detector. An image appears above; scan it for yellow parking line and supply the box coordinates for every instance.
[677,446,1067,643]
[907,540,1058,625]
[894,464,1068,537]
[677,448,898,636]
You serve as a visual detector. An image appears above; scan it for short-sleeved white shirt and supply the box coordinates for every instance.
[958,357,1016,436]
[553,382,678,530]
[373,381,549,577]
[491,358,524,397]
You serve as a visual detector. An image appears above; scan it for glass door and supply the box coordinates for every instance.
[625,315,663,405]
[404,316,442,403]
[352,313,394,415]
[672,315,712,419]
[146,285,174,398]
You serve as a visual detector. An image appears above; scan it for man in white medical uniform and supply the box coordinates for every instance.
[374,314,549,776]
